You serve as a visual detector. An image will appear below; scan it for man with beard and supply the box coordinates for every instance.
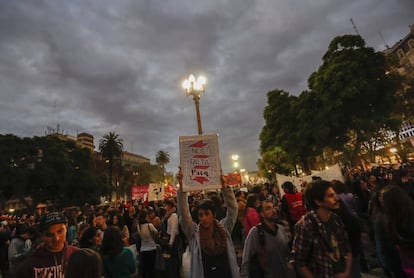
[291,180,352,278]
[177,168,240,278]
[241,200,291,278]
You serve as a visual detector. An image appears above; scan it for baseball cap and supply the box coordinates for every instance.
[40,212,67,231]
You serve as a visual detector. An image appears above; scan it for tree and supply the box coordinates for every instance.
[307,34,401,164]
[99,132,123,201]
[0,134,106,208]
[257,146,293,181]
[259,89,316,173]
[155,150,170,180]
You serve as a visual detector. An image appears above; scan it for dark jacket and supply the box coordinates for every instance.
[16,242,78,278]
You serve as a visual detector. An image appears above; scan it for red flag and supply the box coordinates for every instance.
[226,173,242,186]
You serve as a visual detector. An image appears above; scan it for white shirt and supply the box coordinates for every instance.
[167,212,179,245]
[137,223,157,252]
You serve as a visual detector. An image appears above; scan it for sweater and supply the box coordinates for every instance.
[240,224,290,278]
[16,242,78,278]
[177,188,240,278]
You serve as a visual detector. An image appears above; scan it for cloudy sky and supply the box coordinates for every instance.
[0,0,413,174]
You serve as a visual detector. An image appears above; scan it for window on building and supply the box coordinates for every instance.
[397,49,405,59]
[408,39,414,49]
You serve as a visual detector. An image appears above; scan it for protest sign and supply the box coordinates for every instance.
[226,173,242,186]
[179,134,221,192]
[131,185,149,201]
[148,183,165,201]
[276,164,344,196]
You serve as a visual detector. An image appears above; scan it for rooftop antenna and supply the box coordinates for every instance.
[53,98,57,129]
[350,18,360,36]
[379,31,390,49]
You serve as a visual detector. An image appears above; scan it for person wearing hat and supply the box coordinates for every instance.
[16,212,78,278]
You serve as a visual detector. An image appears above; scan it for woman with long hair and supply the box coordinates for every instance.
[79,226,102,251]
[137,209,159,278]
[110,213,130,246]
[66,248,102,278]
[382,185,414,277]
[243,193,260,237]
[101,226,136,278]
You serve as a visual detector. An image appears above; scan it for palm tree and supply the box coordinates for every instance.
[99,132,123,201]
[155,150,170,180]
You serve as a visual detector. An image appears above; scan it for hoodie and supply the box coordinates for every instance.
[16,242,78,278]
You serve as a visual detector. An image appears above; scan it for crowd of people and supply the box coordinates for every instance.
[0,164,413,277]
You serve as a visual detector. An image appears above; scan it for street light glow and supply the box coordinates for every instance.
[231,154,239,161]
[183,73,206,135]
[183,74,206,95]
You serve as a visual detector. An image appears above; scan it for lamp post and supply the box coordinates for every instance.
[182,74,206,135]
[231,154,239,173]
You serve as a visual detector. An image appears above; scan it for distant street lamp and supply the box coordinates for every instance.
[231,154,239,172]
[182,74,206,135]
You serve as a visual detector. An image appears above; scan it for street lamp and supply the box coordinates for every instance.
[182,74,206,135]
[231,154,239,172]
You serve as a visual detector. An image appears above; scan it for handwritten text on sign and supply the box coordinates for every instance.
[179,134,221,192]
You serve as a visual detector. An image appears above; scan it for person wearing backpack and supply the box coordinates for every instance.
[281,182,307,233]
[241,199,293,278]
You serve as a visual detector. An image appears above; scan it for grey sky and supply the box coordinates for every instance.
[0,0,413,174]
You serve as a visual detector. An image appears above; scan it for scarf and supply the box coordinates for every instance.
[199,220,227,256]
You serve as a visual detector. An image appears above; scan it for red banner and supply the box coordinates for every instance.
[226,173,242,186]
[131,185,149,201]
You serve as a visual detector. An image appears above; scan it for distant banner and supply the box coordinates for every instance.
[179,134,222,192]
[226,173,242,186]
[165,183,177,198]
[131,185,149,201]
[148,183,165,202]
[276,164,344,195]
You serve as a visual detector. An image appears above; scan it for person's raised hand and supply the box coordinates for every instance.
[176,166,183,192]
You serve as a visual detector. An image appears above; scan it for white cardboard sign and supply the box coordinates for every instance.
[179,134,222,192]
[148,183,165,201]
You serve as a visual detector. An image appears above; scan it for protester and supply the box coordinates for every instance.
[243,194,260,237]
[16,212,78,278]
[8,223,32,277]
[101,226,136,278]
[94,213,108,233]
[241,200,293,278]
[147,207,162,231]
[111,213,130,246]
[177,168,240,278]
[124,205,138,235]
[382,185,414,277]
[162,198,180,278]
[332,181,363,278]
[66,215,77,245]
[370,184,406,277]
[137,209,159,278]
[66,248,102,278]
[280,181,307,233]
[291,180,352,277]
[79,226,102,251]
[0,221,10,278]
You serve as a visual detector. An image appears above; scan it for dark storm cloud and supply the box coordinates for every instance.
[0,0,413,173]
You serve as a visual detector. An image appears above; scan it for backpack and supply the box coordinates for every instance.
[248,223,266,278]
